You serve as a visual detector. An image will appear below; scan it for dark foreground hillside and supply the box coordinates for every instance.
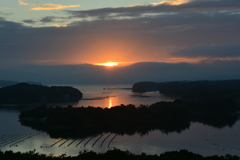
[0,149,239,160]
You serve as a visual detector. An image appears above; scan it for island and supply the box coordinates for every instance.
[0,83,83,104]
[19,98,239,138]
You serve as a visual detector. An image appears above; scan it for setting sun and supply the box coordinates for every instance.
[95,62,119,67]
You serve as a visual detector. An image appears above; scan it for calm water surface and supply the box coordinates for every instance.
[50,84,174,108]
[0,84,240,156]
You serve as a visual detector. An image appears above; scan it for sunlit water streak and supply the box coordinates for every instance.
[47,84,175,108]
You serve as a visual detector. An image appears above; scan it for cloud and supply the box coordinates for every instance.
[0,17,23,28]
[1,0,240,66]
[23,19,36,24]
[0,7,11,10]
[18,0,29,6]
[0,12,13,16]
[18,0,80,11]
[66,0,240,20]
[51,24,68,27]
[40,16,55,22]
[171,44,240,58]
[31,4,81,11]
[150,0,190,6]
[128,4,145,8]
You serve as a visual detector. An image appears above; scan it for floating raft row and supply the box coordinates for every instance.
[67,138,78,147]
[0,133,118,149]
[45,134,118,149]
[0,133,39,148]
[10,133,39,147]
[92,134,104,147]
[0,134,27,145]
[59,138,71,147]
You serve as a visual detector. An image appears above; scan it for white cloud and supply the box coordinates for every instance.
[18,0,80,11]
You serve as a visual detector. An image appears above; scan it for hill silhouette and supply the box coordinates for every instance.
[0,83,82,104]
[0,80,41,87]
[132,80,240,103]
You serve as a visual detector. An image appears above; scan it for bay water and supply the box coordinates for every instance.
[0,84,239,156]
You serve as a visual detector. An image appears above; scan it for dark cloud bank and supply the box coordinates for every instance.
[1,61,240,84]
[171,44,240,58]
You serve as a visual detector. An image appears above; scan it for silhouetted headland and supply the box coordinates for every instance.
[132,82,164,92]
[0,83,82,104]
[132,80,240,103]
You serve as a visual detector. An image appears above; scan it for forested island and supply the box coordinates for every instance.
[1,149,239,160]
[0,83,82,104]
[19,98,239,138]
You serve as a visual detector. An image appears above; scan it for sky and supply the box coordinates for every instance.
[1,0,240,84]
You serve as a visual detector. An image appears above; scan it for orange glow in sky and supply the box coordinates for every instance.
[108,98,112,108]
[95,62,119,67]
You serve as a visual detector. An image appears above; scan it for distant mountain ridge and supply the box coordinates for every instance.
[0,80,42,87]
